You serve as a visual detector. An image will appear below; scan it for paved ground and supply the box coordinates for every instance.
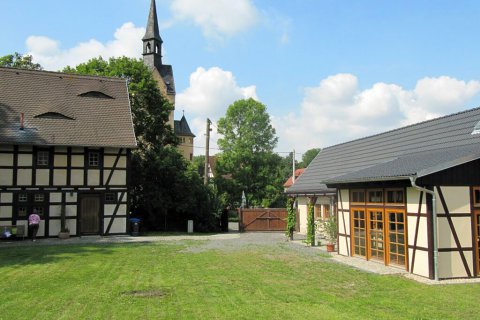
[2,230,480,285]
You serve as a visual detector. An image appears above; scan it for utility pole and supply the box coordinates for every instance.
[292,149,296,183]
[204,118,212,185]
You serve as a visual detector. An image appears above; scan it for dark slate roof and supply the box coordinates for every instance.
[0,67,137,148]
[142,0,162,42]
[174,115,195,137]
[287,107,480,194]
[159,65,175,95]
[325,144,480,184]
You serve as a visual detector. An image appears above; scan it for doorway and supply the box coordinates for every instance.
[79,194,101,235]
[368,209,385,262]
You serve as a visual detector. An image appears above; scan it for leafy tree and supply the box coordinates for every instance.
[191,155,206,178]
[65,57,217,231]
[0,52,42,70]
[300,148,320,168]
[216,98,282,208]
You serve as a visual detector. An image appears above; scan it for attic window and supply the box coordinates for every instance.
[472,121,480,135]
[79,91,114,99]
[34,112,74,120]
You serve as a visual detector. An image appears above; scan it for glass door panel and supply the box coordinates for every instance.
[352,208,367,257]
[387,209,407,267]
[369,209,384,261]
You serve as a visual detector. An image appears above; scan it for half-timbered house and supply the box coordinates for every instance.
[287,107,480,280]
[0,67,137,237]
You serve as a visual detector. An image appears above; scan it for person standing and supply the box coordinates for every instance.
[28,209,41,242]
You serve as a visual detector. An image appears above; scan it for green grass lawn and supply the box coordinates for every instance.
[1,241,479,319]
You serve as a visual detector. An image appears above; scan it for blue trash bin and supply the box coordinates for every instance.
[129,218,141,236]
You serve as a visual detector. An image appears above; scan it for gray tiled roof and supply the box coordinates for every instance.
[287,107,480,194]
[325,144,480,184]
[0,67,137,148]
[174,115,195,137]
[142,0,162,42]
[159,65,175,95]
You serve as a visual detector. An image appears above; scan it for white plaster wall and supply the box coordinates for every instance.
[54,154,68,167]
[408,248,430,278]
[17,154,32,166]
[17,169,32,185]
[104,155,127,168]
[71,155,84,167]
[55,147,68,153]
[438,251,473,279]
[66,219,77,235]
[0,145,13,151]
[49,205,62,217]
[339,189,349,210]
[407,216,429,249]
[338,210,350,235]
[36,169,49,186]
[0,193,13,203]
[71,170,84,185]
[104,204,127,216]
[108,171,126,185]
[0,206,12,218]
[338,234,350,256]
[53,170,67,186]
[65,205,77,217]
[66,192,77,203]
[437,217,472,248]
[88,170,100,186]
[406,187,426,214]
[50,193,62,203]
[297,197,308,234]
[104,217,127,234]
[0,153,13,165]
[436,187,470,214]
[49,220,61,236]
[0,169,13,186]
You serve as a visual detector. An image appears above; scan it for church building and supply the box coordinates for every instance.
[142,0,195,161]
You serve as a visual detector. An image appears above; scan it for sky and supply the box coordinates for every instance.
[2,0,480,159]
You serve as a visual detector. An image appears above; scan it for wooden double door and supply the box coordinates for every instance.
[79,194,101,235]
[351,207,407,269]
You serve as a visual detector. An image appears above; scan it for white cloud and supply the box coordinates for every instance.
[177,66,258,118]
[273,74,480,155]
[170,0,259,39]
[177,66,258,155]
[26,22,144,71]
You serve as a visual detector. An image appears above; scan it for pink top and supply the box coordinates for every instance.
[28,213,40,225]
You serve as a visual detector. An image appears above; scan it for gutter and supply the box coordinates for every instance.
[410,176,439,281]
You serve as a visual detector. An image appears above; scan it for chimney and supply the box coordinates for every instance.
[20,113,24,130]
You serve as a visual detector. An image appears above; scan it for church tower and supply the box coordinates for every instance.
[142,0,195,160]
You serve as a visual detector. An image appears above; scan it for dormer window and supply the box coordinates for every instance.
[34,112,74,120]
[472,121,480,135]
[79,91,114,99]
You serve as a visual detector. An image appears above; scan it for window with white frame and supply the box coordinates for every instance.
[89,151,100,167]
[37,150,49,166]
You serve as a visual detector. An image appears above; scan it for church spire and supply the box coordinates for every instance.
[142,0,163,69]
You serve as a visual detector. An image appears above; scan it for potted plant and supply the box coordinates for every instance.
[58,203,70,239]
[322,214,337,252]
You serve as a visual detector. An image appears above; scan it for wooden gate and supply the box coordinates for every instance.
[239,208,287,232]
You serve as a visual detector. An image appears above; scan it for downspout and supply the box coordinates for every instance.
[410,176,438,281]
